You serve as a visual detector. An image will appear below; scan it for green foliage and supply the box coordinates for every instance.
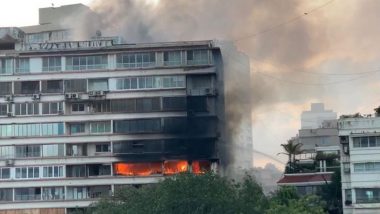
[319,169,342,213]
[87,173,327,214]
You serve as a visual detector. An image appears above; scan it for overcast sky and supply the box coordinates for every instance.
[2,0,380,170]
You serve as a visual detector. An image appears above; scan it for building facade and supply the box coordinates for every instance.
[339,116,380,214]
[0,4,240,213]
[301,103,337,129]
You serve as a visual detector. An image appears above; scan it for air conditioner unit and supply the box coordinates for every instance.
[5,159,14,166]
[32,94,40,100]
[6,111,12,117]
[71,93,80,99]
[5,95,13,102]
[88,91,96,96]
[64,93,71,99]
[205,88,216,96]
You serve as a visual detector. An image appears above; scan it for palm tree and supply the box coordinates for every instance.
[278,139,303,173]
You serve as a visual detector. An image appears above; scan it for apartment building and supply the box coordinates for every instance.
[339,114,380,214]
[0,4,242,213]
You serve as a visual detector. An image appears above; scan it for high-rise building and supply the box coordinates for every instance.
[301,103,337,129]
[0,4,254,213]
[339,114,380,214]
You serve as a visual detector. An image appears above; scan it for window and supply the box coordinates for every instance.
[353,136,380,148]
[116,52,156,68]
[0,123,64,138]
[15,187,41,201]
[71,103,86,113]
[66,55,108,70]
[356,188,380,203]
[0,189,12,201]
[41,80,63,93]
[42,57,61,72]
[92,101,111,113]
[136,97,160,112]
[95,143,110,153]
[66,144,87,156]
[15,145,41,158]
[15,58,30,73]
[114,119,161,134]
[42,102,62,115]
[116,75,185,90]
[187,50,209,65]
[88,79,108,91]
[90,121,111,133]
[162,97,187,111]
[0,104,8,116]
[345,189,352,202]
[42,144,64,157]
[111,99,136,113]
[66,165,86,177]
[64,79,87,93]
[15,103,39,116]
[88,164,111,176]
[27,33,44,43]
[164,51,182,66]
[354,162,380,172]
[0,168,10,179]
[42,187,64,200]
[0,58,13,75]
[0,146,14,159]
[69,123,86,135]
[0,82,12,95]
[43,166,64,178]
[15,167,39,179]
[14,81,40,94]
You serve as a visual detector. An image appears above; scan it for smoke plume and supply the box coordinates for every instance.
[61,0,380,171]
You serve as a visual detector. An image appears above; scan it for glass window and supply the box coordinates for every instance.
[64,79,87,93]
[356,188,380,203]
[0,146,14,159]
[0,104,8,116]
[90,121,111,133]
[0,189,12,201]
[187,50,209,65]
[42,80,63,93]
[15,103,39,116]
[15,167,39,179]
[0,168,10,179]
[66,55,107,71]
[70,123,86,135]
[42,57,61,72]
[0,82,12,95]
[114,119,162,134]
[42,187,64,200]
[42,144,64,157]
[15,145,41,158]
[15,187,41,201]
[71,103,86,113]
[116,52,156,68]
[116,75,185,90]
[42,102,62,115]
[43,166,64,178]
[0,58,13,75]
[95,143,110,153]
[164,51,182,66]
[15,58,30,73]
[88,79,108,91]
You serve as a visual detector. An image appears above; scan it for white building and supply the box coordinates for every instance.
[301,103,337,129]
[339,115,380,214]
[0,4,253,213]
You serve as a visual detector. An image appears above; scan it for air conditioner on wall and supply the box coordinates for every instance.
[32,94,40,100]
[88,91,96,96]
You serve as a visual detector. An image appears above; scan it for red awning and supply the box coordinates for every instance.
[277,173,332,184]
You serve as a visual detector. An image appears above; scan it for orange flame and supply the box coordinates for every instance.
[163,160,188,175]
[192,160,211,174]
[114,162,162,176]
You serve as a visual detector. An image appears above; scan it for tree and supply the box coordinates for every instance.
[267,186,326,214]
[87,173,326,214]
[278,140,304,173]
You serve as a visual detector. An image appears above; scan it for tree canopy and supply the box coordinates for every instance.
[82,173,327,214]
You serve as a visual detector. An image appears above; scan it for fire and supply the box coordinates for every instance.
[163,160,188,175]
[114,162,162,176]
[192,160,211,174]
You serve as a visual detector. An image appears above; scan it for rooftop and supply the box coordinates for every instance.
[277,172,333,185]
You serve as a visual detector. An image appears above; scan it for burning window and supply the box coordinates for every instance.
[192,161,211,174]
[163,160,188,175]
[114,162,162,176]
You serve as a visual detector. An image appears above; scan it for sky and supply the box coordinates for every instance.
[2,0,380,170]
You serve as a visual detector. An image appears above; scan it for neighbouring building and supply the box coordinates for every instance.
[339,113,380,214]
[0,4,253,213]
[301,103,337,129]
